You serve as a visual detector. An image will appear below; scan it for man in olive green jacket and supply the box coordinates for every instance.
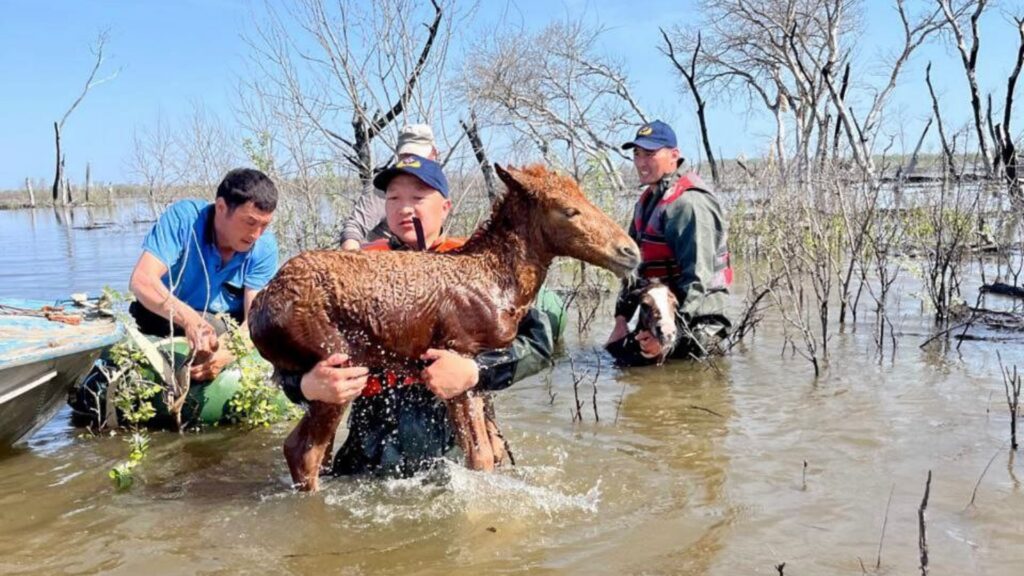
[606,120,732,365]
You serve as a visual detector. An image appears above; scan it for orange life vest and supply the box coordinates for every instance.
[358,235,466,396]
[633,173,733,289]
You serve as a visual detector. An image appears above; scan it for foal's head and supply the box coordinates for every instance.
[494,164,640,277]
[636,279,679,355]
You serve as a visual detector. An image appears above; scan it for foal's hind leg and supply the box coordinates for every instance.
[283,400,346,491]
[447,391,496,472]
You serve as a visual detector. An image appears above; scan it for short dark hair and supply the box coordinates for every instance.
[216,168,278,213]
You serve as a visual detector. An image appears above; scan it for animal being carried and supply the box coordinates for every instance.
[249,164,640,491]
[606,278,680,365]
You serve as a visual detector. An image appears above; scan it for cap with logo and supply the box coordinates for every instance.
[372,154,450,198]
[621,120,677,151]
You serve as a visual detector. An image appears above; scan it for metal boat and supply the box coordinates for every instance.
[0,298,123,449]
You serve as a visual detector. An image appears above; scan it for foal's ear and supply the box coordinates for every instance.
[495,163,522,191]
[495,163,542,199]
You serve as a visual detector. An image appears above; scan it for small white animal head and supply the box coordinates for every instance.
[637,279,679,353]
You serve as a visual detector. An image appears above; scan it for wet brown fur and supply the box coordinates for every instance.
[250,164,640,491]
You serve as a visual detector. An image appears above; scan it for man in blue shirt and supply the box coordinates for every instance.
[129,168,279,381]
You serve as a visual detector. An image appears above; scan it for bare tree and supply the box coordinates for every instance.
[246,0,448,191]
[460,19,647,192]
[129,112,178,205]
[460,110,499,202]
[175,103,236,194]
[926,62,958,176]
[53,31,117,205]
[659,28,720,185]
[822,0,951,184]
[992,16,1024,196]
[669,0,856,182]
[937,0,993,176]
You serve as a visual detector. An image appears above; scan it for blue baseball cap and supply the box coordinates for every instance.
[621,120,677,151]
[373,154,450,198]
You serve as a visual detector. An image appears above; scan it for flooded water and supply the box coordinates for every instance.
[1,203,1022,575]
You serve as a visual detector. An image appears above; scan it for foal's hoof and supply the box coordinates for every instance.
[283,435,322,492]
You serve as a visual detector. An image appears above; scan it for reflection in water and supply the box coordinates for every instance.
[0,202,152,300]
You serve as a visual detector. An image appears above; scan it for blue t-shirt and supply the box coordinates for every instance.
[141,199,279,317]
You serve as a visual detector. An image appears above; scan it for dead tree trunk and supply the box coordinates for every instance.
[926,62,957,177]
[52,122,63,204]
[52,32,115,207]
[938,0,993,176]
[460,111,498,203]
[25,178,35,207]
[831,62,852,163]
[319,0,443,192]
[997,18,1024,194]
[660,29,719,185]
[84,162,91,203]
[350,114,374,193]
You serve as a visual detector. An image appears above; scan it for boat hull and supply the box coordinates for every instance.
[0,298,123,450]
[0,351,101,449]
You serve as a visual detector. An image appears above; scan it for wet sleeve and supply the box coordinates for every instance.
[141,201,188,269]
[662,194,719,322]
[604,333,660,367]
[615,279,641,320]
[276,369,307,405]
[614,211,642,319]
[474,308,555,392]
[341,193,386,244]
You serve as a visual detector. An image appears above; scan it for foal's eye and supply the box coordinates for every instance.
[563,207,581,218]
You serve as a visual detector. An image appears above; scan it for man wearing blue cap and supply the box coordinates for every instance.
[606,120,732,364]
[276,154,562,477]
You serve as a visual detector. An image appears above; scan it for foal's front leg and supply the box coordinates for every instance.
[283,400,346,491]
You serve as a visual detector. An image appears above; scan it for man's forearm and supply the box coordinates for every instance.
[341,193,385,243]
[131,274,203,330]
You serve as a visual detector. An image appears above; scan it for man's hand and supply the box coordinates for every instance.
[635,330,663,359]
[420,349,479,400]
[606,315,630,345]
[185,318,219,361]
[190,346,234,381]
[340,239,361,251]
[300,353,369,404]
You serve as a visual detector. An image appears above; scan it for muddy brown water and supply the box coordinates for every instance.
[0,204,1022,575]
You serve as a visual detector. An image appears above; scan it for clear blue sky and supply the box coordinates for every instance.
[1,0,1022,189]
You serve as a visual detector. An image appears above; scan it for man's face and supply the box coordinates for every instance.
[632,146,680,185]
[214,199,274,252]
[384,174,451,247]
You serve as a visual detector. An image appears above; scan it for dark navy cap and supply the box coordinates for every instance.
[373,154,450,198]
[621,120,677,151]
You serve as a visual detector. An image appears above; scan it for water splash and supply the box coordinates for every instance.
[322,459,600,526]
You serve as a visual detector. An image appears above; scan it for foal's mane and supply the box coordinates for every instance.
[458,164,574,254]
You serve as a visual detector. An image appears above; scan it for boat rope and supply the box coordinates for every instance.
[0,303,83,325]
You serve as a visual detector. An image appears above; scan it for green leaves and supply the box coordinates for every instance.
[221,317,301,428]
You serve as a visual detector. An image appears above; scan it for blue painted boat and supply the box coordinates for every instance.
[0,298,123,449]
